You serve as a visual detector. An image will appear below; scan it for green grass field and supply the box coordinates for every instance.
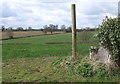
[2,32,99,60]
[3,32,119,82]
[3,57,120,82]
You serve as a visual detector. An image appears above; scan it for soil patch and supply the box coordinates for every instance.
[0,33,65,41]
[1,43,32,45]
[46,41,98,44]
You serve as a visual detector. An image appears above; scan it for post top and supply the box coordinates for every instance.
[71,4,75,6]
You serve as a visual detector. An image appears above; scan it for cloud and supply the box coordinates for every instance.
[2,2,17,18]
[75,1,118,28]
[1,0,118,29]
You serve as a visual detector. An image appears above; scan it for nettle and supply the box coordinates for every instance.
[97,16,120,67]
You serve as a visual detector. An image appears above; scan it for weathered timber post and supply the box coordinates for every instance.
[118,1,120,67]
[118,1,120,18]
[71,4,77,58]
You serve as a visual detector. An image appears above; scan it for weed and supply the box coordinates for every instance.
[96,67,107,77]
[52,58,64,65]
[77,63,93,77]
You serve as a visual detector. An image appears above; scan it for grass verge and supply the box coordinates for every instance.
[2,57,120,82]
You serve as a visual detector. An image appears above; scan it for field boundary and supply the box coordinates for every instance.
[0,43,32,45]
[46,41,98,44]
[1,33,66,41]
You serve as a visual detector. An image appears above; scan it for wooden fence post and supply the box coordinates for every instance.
[71,4,77,58]
[119,1,120,18]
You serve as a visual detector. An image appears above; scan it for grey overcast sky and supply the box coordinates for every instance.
[0,0,119,29]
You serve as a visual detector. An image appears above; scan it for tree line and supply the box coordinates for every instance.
[1,24,97,33]
[1,24,72,33]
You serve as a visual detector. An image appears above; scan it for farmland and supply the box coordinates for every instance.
[2,31,120,82]
[1,31,64,39]
[1,0,120,83]
[2,32,98,60]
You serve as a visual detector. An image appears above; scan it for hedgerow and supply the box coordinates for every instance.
[97,16,120,67]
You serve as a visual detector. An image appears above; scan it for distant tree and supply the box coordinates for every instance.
[49,24,54,28]
[61,25,66,31]
[86,27,90,30]
[43,25,48,29]
[43,25,48,34]
[66,26,72,33]
[55,25,58,30]
[1,26,5,32]
[28,26,32,31]
[6,27,13,39]
[79,30,92,42]
[43,24,59,34]
[49,24,54,34]
[17,27,24,31]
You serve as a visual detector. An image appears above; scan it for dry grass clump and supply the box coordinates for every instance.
[53,56,120,77]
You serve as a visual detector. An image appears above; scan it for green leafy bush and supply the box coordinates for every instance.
[53,57,120,78]
[96,67,107,77]
[77,63,93,77]
[97,16,120,66]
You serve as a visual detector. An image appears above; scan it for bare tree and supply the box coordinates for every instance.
[80,30,92,42]
[1,26,6,32]
[66,26,72,33]
[28,26,32,31]
[43,25,48,34]
[6,27,13,39]
[55,25,58,31]
[49,24,54,34]
[17,27,24,31]
[61,25,66,32]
